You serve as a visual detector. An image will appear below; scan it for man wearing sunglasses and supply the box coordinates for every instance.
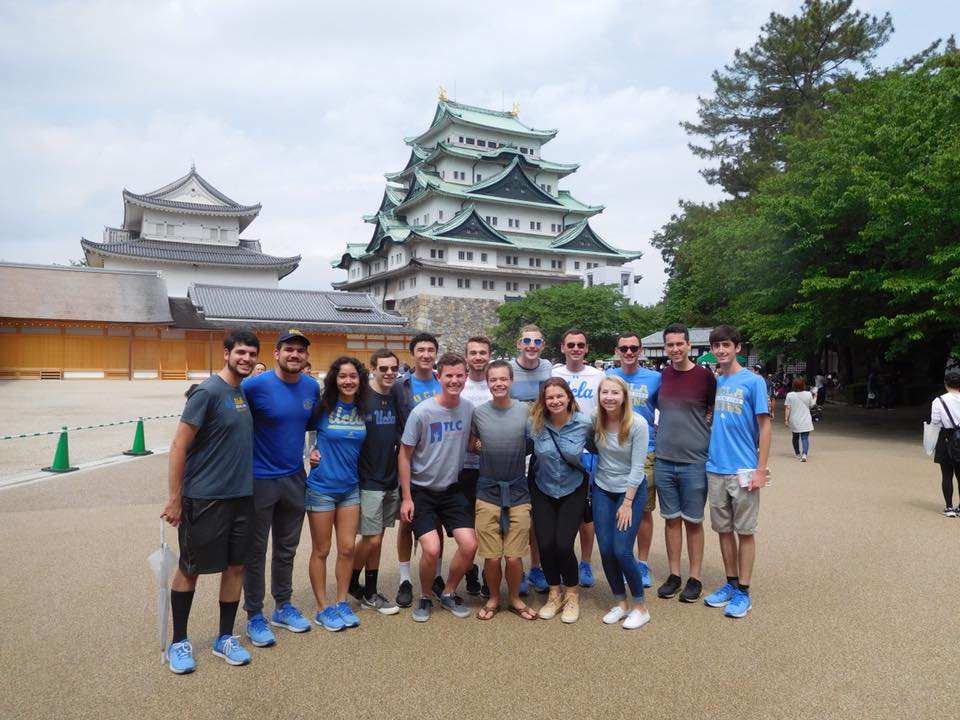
[552,328,603,588]
[349,348,403,615]
[607,333,661,589]
[510,324,554,594]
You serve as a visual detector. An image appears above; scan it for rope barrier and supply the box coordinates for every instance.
[1,413,181,440]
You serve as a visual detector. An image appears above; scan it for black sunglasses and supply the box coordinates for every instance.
[618,345,640,353]
[565,342,586,349]
[377,366,399,373]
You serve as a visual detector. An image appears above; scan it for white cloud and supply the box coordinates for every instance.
[0,0,954,305]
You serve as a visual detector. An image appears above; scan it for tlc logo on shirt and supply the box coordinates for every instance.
[429,420,463,443]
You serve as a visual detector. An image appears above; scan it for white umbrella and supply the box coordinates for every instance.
[147,519,179,664]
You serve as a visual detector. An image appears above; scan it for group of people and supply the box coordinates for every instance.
[160,321,772,675]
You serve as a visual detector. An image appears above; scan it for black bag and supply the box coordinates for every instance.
[938,397,960,463]
[811,404,823,423]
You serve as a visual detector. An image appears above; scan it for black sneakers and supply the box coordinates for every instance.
[679,577,703,603]
[465,564,482,596]
[396,580,413,608]
[657,574,682,599]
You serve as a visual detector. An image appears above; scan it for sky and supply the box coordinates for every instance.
[0,0,955,304]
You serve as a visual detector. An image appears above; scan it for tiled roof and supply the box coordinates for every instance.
[187,285,406,326]
[0,263,172,324]
[124,167,261,215]
[123,190,261,216]
[407,100,558,144]
[81,237,300,277]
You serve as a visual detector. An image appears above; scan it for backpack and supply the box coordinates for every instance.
[938,397,960,463]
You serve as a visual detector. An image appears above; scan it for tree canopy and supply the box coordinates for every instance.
[683,0,892,197]
[491,284,663,361]
[660,45,960,361]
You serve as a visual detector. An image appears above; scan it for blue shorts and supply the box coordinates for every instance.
[305,485,360,513]
[653,459,707,523]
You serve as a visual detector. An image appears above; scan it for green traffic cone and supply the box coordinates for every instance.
[42,426,79,473]
[123,417,153,456]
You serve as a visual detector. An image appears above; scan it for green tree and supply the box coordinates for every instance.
[683,0,892,197]
[658,45,960,362]
[491,284,663,361]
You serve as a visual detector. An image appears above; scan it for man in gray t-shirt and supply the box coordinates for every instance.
[399,354,478,622]
[471,360,535,619]
[160,330,260,675]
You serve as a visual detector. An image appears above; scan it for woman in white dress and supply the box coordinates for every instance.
[783,376,815,461]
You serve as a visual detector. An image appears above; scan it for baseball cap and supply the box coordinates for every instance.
[277,329,310,346]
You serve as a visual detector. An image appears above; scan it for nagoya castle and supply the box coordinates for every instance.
[333,90,640,350]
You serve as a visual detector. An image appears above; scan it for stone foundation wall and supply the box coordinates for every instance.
[397,295,501,354]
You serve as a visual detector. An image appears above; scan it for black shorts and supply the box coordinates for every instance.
[178,496,255,575]
[458,468,479,505]
[410,484,473,539]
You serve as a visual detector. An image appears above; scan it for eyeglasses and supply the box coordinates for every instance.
[377,366,399,374]
[565,342,586,349]
[520,337,544,346]
[618,345,640,353]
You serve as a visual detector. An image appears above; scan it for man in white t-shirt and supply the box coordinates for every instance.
[552,328,604,587]
[459,335,494,595]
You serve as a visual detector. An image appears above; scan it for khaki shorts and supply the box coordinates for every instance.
[643,451,657,513]
[707,472,759,535]
[359,488,400,536]
[475,499,531,559]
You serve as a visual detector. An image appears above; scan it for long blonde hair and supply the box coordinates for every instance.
[594,376,633,448]
[530,378,578,435]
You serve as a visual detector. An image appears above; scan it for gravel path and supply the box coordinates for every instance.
[0,401,949,719]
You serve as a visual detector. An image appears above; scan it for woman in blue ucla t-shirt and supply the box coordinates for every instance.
[306,356,368,632]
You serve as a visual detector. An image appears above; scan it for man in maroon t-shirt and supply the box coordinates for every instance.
[653,323,716,604]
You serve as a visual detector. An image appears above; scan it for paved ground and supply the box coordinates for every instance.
[0,394,952,720]
[0,380,191,477]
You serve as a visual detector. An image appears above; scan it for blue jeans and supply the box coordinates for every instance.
[653,459,707,522]
[792,432,810,455]
[592,481,646,602]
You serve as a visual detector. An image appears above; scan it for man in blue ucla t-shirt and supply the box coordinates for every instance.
[239,330,320,647]
[607,331,661,589]
[703,325,770,620]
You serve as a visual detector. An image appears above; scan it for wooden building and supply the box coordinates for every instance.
[0,263,414,379]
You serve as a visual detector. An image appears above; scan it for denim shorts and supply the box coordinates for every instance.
[305,485,360,513]
[653,458,707,523]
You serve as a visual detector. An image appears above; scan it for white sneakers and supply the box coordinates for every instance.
[602,605,650,629]
[623,609,651,630]
[602,606,627,624]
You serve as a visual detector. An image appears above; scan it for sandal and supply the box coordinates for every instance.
[508,604,537,621]
[476,605,500,621]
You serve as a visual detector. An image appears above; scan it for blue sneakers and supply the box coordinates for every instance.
[271,603,311,633]
[167,639,196,674]
[246,614,276,647]
[315,607,346,632]
[637,560,652,588]
[578,561,595,588]
[724,589,752,618]
[212,635,251,666]
[528,566,549,593]
[334,601,360,628]
[704,582,737,608]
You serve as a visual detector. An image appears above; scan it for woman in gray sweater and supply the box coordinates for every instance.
[592,376,650,630]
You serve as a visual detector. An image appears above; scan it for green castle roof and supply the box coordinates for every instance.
[405,99,558,146]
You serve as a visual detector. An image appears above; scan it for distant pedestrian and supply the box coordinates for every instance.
[931,368,960,518]
[784,377,815,461]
